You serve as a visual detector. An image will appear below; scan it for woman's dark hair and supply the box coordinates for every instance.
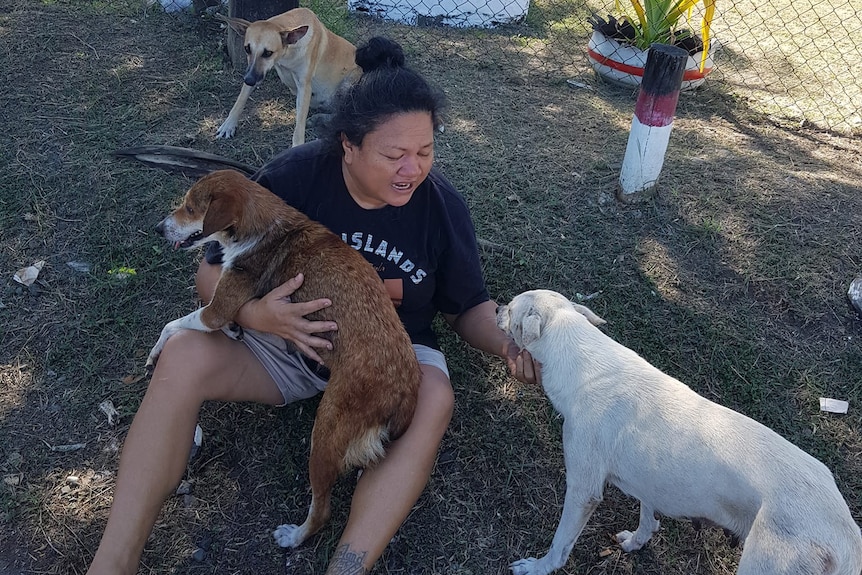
[323,37,446,152]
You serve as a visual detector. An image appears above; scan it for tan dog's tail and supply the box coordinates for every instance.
[386,389,418,442]
[215,13,251,36]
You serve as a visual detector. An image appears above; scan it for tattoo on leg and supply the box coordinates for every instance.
[325,544,369,575]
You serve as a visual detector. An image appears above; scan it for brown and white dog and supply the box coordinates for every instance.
[216,8,360,147]
[497,289,862,575]
[149,169,420,547]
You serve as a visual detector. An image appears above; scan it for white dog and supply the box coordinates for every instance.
[497,289,862,575]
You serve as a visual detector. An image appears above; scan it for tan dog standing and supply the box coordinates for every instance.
[149,169,420,547]
[216,8,360,146]
[497,289,862,575]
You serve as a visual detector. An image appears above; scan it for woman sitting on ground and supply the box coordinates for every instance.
[86,36,539,575]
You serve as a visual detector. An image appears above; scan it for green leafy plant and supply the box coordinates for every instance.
[612,0,715,71]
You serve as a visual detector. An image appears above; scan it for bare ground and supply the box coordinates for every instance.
[1,1,860,574]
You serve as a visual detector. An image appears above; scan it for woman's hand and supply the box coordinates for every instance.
[444,300,541,386]
[505,341,541,386]
[237,273,338,364]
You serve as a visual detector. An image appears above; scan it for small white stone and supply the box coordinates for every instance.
[848,277,862,315]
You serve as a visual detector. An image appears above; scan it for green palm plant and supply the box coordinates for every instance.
[614,0,715,71]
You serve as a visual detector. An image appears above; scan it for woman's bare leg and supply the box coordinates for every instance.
[325,365,455,574]
[86,329,283,575]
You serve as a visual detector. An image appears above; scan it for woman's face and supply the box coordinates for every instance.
[341,111,435,209]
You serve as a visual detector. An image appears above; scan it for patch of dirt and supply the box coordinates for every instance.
[1,1,860,575]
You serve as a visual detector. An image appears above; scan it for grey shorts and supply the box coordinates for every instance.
[224,326,449,406]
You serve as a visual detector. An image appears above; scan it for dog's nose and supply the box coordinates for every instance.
[243,70,263,87]
[154,220,165,236]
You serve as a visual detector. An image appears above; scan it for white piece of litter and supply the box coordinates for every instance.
[566,79,594,90]
[13,260,46,286]
[99,400,120,426]
[819,398,849,414]
[188,424,203,462]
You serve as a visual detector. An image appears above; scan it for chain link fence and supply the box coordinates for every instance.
[708,0,861,132]
[153,0,862,134]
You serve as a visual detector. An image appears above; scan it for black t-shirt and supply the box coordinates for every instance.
[245,139,490,350]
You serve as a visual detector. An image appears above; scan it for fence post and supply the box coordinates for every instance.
[618,43,688,202]
[226,0,299,71]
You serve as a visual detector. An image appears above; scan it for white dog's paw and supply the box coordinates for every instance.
[215,120,237,139]
[145,343,163,371]
[146,322,184,370]
[510,557,550,575]
[146,329,173,371]
[615,530,645,552]
[272,523,307,548]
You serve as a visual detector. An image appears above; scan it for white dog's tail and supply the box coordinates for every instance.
[572,303,606,326]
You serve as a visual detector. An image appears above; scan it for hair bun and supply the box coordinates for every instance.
[355,37,406,73]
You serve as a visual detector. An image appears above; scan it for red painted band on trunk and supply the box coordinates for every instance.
[635,92,680,127]
[587,48,713,81]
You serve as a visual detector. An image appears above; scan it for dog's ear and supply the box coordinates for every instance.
[572,303,606,326]
[520,308,544,347]
[201,191,241,237]
[282,25,309,46]
[218,15,252,36]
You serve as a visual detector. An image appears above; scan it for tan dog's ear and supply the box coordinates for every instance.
[520,309,544,347]
[572,303,606,326]
[201,192,240,238]
[282,25,309,46]
[218,14,252,36]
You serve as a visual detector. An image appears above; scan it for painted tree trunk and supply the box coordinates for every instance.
[619,43,687,199]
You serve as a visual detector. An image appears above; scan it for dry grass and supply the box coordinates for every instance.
[1,0,861,574]
[709,0,862,132]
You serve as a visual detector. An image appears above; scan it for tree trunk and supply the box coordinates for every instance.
[226,0,299,71]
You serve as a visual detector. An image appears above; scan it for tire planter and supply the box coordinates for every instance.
[587,30,714,91]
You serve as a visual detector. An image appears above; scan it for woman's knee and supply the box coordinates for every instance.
[148,329,229,399]
[415,367,455,432]
[148,329,280,404]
